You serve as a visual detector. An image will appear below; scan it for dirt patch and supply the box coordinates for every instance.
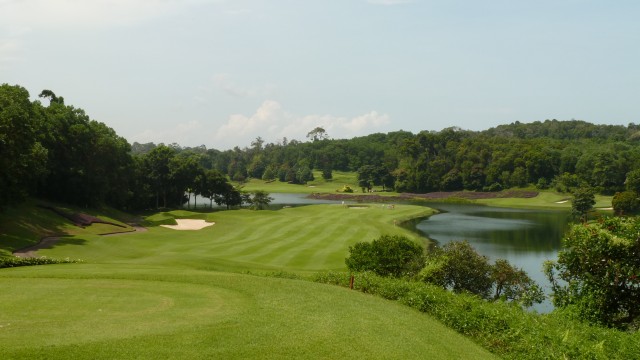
[160,219,215,231]
[39,205,127,228]
[13,237,61,258]
[12,225,146,258]
[309,190,539,202]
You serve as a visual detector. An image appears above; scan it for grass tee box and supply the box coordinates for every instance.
[0,265,496,359]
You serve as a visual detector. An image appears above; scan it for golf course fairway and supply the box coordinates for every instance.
[1,203,498,359]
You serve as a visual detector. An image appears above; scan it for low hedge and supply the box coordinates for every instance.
[0,256,84,269]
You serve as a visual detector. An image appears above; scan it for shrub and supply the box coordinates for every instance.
[545,216,640,329]
[421,240,493,298]
[612,190,640,215]
[0,256,83,269]
[345,235,425,278]
[421,241,544,307]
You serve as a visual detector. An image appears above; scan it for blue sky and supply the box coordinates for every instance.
[1,0,638,149]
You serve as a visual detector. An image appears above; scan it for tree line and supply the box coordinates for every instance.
[4,83,640,210]
[0,84,243,210]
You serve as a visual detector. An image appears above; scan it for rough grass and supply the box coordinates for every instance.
[313,271,640,360]
[0,200,133,257]
[0,264,497,359]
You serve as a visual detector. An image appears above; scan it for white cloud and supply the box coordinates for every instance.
[0,0,216,30]
[0,38,21,65]
[213,74,254,98]
[367,0,413,5]
[212,100,391,149]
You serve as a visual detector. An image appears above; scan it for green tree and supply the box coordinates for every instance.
[345,235,425,278]
[169,154,201,208]
[571,187,596,222]
[612,190,640,215]
[198,169,228,208]
[544,217,640,329]
[250,190,273,210]
[624,168,640,193]
[306,126,328,142]
[421,241,544,307]
[144,145,176,208]
[214,183,242,209]
[421,241,493,298]
[492,259,544,307]
[0,84,48,207]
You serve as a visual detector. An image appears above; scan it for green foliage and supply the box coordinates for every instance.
[313,271,640,360]
[0,84,48,207]
[248,190,273,210]
[422,240,493,298]
[611,190,640,215]
[624,168,640,193]
[492,259,544,307]
[338,185,354,193]
[420,241,543,307]
[0,256,83,268]
[345,235,425,278]
[545,217,640,329]
[321,166,332,180]
[571,187,596,222]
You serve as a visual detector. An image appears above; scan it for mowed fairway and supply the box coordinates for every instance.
[0,203,500,359]
[36,204,435,272]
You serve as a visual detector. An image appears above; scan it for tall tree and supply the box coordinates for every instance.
[571,187,596,222]
[144,145,176,208]
[0,84,48,207]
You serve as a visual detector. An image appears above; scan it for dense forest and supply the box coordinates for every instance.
[3,83,640,211]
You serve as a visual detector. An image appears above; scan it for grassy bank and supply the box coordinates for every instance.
[0,200,134,257]
[0,264,496,359]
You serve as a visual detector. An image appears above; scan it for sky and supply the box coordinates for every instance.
[1,0,639,149]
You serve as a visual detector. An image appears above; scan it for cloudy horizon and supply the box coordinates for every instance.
[2,0,638,149]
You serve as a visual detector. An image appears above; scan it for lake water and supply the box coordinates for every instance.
[188,193,569,311]
[413,203,570,312]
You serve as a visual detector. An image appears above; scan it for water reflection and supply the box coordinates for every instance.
[415,204,570,312]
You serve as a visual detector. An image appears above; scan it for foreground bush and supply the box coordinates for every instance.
[0,256,83,269]
[312,271,640,360]
[345,235,425,277]
[545,216,640,330]
[421,241,544,307]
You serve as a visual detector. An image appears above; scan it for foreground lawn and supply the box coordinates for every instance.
[35,204,434,273]
[0,264,496,359]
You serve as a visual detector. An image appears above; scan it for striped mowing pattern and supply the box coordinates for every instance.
[36,204,434,273]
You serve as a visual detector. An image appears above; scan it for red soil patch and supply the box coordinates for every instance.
[308,190,538,202]
[39,205,126,228]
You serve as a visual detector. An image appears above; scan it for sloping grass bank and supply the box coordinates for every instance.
[312,271,640,360]
[0,264,496,359]
[0,200,133,257]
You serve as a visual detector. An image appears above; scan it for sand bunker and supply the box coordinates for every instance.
[161,219,215,231]
[555,200,569,204]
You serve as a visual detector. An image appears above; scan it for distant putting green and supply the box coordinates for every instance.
[0,264,496,359]
[36,204,434,272]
